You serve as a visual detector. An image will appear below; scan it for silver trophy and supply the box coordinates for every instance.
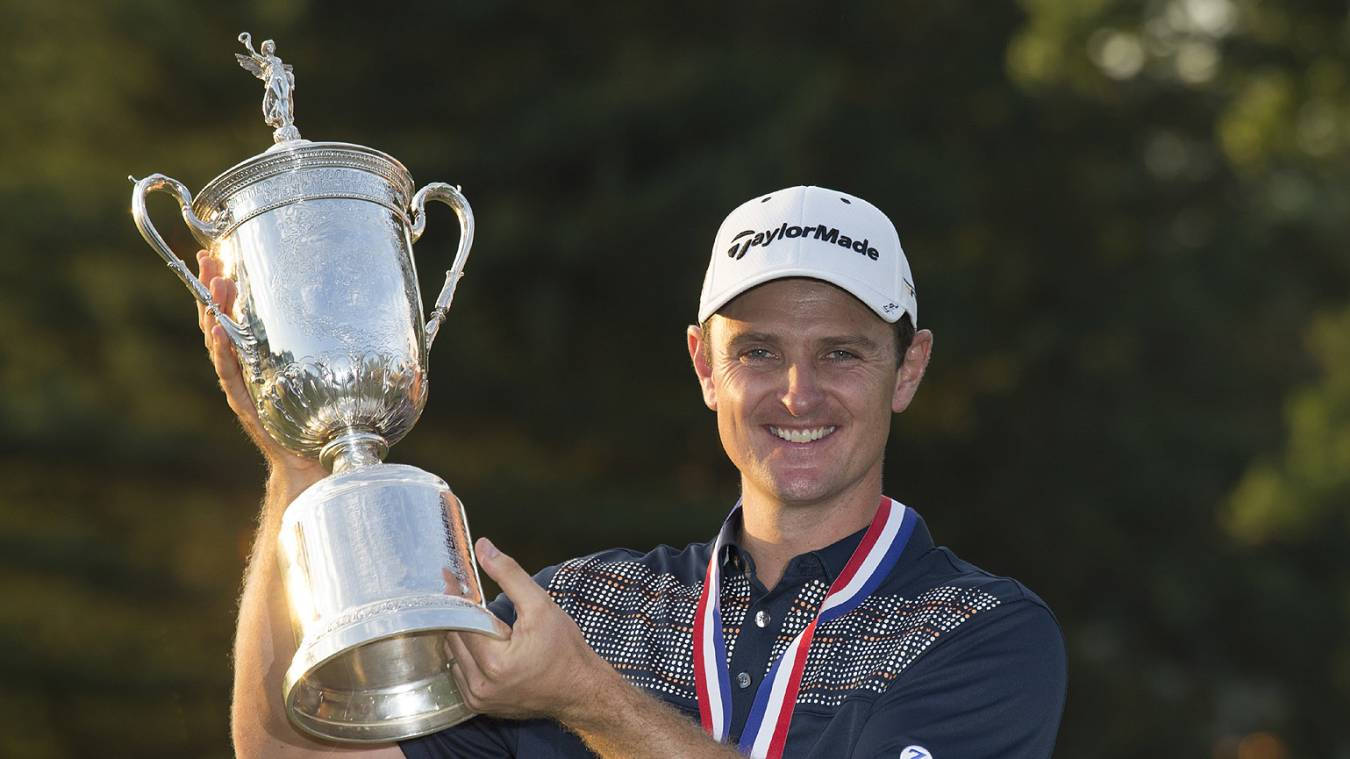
[130,33,501,743]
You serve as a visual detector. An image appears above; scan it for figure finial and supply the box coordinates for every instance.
[235,32,301,144]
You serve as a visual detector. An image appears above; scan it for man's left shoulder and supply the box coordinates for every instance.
[914,544,1059,619]
[797,543,1064,712]
[815,552,1068,757]
[884,545,1067,711]
[896,544,1065,662]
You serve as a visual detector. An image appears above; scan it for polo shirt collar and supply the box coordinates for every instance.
[714,498,934,585]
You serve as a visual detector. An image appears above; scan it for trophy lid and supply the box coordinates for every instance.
[193,142,415,224]
[191,34,415,225]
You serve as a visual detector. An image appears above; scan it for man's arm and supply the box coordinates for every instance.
[231,467,409,758]
[197,252,402,759]
[445,539,743,759]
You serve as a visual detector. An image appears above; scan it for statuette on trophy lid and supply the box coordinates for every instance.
[130,33,501,743]
[235,32,301,144]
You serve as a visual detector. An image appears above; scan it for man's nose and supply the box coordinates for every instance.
[780,361,824,417]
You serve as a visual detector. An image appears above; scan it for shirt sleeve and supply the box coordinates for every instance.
[399,714,518,759]
[851,598,1067,759]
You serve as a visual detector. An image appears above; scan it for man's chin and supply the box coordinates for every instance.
[755,476,838,507]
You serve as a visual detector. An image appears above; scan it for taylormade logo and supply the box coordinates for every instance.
[727,223,880,261]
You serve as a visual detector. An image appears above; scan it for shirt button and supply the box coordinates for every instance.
[736,671,752,689]
[755,610,771,628]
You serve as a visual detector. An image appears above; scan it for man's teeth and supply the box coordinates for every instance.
[769,426,836,443]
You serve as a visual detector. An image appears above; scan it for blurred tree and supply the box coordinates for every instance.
[0,0,1346,756]
[1009,0,1350,753]
[1228,306,1350,543]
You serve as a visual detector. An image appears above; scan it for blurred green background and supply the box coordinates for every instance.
[1,0,1347,756]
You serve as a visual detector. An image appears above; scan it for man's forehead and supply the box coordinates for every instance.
[705,278,893,347]
[713,277,883,325]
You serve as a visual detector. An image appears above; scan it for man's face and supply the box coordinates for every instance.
[688,278,931,509]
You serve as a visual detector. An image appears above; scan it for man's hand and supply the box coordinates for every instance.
[446,539,743,759]
[195,250,324,482]
[445,538,613,724]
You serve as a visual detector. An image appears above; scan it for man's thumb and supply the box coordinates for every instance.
[475,537,543,609]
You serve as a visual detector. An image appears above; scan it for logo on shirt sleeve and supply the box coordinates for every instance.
[901,747,932,759]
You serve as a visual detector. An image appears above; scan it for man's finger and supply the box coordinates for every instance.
[206,277,224,338]
[445,632,484,676]
[198,250,220,282]
[444,633,478,706]
[210,327,238,380]
[196,251,212,340]
[209,276,236,314]
[195,252,205,310]
[217,276,237,311]
[211,327,253,419]
[445,631,491,703]
[474,538,549,614]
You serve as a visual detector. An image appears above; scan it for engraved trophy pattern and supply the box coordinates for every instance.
[130,35,500,743]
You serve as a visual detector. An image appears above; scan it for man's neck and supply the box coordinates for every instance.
[736,481,883,591]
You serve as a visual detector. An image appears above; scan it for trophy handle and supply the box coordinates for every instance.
[130,173,260,367]
[409,182,475,354]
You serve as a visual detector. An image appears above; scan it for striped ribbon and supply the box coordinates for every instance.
[693,497,916,758]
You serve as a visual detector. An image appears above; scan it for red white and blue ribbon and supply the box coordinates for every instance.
[693,497,916,758]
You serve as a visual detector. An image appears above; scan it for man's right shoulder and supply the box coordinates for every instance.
[546,540,713,586]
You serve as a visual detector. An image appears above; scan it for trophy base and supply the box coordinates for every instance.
[286,615,493,743]
[278,463,503,743]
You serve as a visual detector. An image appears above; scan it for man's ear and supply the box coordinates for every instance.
[892,329,933,414]
[687,324,717,410]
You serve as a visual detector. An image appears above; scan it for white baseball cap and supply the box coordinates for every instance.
[697,185,917,326]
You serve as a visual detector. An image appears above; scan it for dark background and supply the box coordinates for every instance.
[1,1,1346,756]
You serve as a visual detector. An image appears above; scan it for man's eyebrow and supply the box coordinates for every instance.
[820,335,883,350]
[723,332,884,351]
[725,331,779,345]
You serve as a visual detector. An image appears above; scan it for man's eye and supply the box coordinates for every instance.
[741,348,775,361]
[825,349,860,360]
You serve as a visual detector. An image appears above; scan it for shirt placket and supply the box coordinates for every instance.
[725,552,828,744]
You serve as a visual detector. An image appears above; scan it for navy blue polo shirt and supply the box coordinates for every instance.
[402,507,1066,758]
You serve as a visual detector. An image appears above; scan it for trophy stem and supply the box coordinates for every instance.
[320,429,389,474]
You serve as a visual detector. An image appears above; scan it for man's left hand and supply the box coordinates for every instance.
[445,538,616,724]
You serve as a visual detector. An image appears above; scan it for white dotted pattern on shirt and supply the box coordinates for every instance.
[546,557,1000,707]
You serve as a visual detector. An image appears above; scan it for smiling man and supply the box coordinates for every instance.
[219,186,1066,759]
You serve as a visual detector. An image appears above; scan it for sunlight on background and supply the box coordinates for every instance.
[1213,730,1290,759]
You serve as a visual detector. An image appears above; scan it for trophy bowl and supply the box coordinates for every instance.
[130,34,502,743]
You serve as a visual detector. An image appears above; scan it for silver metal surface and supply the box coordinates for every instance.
[136,140,447,457]
[236,33,302,145]
[410,182,475,353]
[128,173,260,369]
[280,465,503,742]
[129,32,495,743]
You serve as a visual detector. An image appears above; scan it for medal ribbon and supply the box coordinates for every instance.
[693,497,916,758]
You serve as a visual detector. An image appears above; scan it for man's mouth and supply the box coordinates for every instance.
[768,425,837,444]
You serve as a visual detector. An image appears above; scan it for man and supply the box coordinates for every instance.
[208,186,1066,758]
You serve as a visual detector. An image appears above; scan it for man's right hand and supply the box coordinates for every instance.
[195,250,326,484]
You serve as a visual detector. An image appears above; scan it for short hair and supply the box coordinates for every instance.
[699,312,915,368]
